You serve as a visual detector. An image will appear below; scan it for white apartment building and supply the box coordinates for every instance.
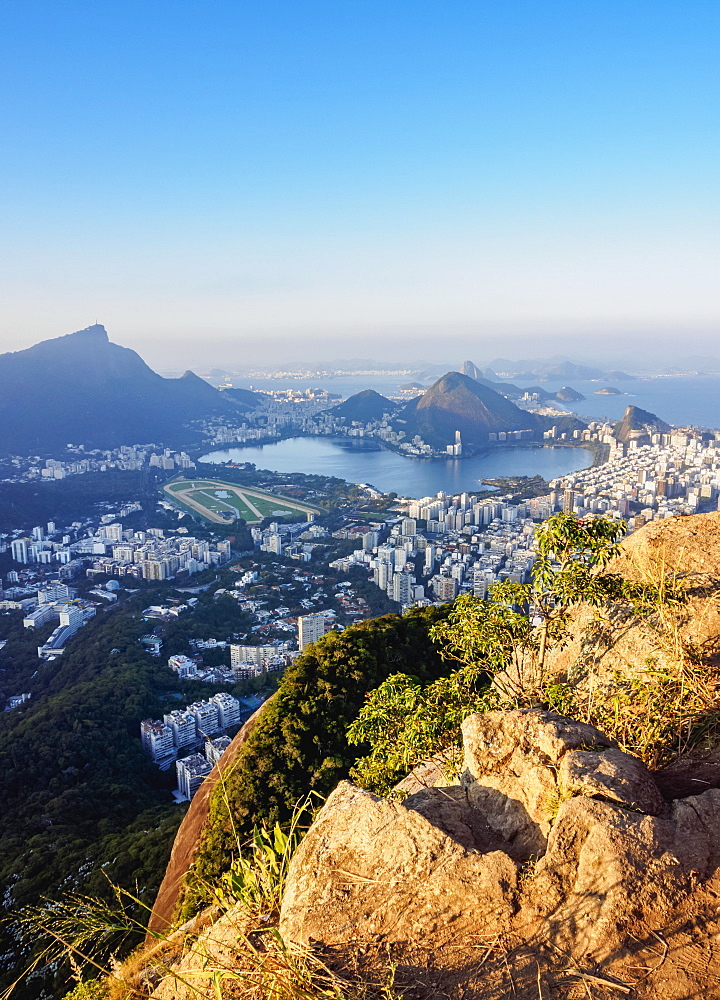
[11,539,29,564]
[176,753,212,798]
[230,643,289,667]
[188,699,221,737]
[23,604,58,629]
[168,654,198,678]
[211,692,241,729]
[163,709,196,749]
[141,719,176,762]
[298,612,331,651]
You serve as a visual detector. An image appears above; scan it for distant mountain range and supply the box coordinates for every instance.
[483,357,636,382]
[0,324,264,453]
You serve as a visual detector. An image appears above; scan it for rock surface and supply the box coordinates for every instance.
[522,796,687,964]
[461,709,617,857]
[280,710,720,970]
[558,746,665,815]
[279,781,517,949]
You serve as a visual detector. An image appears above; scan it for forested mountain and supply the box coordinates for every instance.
[393,371,539,447]
[0,325,260,453]
[329,388,397,421]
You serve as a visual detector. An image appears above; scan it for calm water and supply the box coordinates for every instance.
[199,437,592,496]
[527,375,720,427]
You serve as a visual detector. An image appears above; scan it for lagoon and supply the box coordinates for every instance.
[199,437,593,497]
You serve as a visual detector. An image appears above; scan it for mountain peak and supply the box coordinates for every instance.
[70,323,109,341]
[615,405,670,443]
[331,388,396,421]
[0,325,245,451]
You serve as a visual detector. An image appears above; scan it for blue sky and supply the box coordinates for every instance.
[1,1,719,367]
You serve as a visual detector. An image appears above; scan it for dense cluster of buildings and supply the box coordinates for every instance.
[4,517,231,582]
[85,527,232,581]
[0,582,97,659]
[193,389,338,445]
[328,425,720,610]
[252,519,329,561]
[1,445,195,483]
[329,497,540,607]
[140,691,242,765]
[552,428,720,524]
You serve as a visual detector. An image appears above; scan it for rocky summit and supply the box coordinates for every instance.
[127,512,720,999]
[393,370,540,447]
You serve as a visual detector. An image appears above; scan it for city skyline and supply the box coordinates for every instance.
[1,2,719,367]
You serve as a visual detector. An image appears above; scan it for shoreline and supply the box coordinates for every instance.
[197,432,597,467]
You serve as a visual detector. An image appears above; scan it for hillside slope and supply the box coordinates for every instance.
[166,607,449,919]
[0,324,247,452]
[329,388,396,421]
[394,371,539,447]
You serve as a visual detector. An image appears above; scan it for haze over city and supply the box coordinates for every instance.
[1,1,719,369]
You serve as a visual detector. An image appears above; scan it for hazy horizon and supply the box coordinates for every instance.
[4,318,720,374]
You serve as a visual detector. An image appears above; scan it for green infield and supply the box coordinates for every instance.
[163,478,320,524]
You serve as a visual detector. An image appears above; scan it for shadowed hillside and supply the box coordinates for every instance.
[0,325,254,452]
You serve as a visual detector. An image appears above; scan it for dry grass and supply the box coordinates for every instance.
[98,913,403,1000]
[538,544,720,769]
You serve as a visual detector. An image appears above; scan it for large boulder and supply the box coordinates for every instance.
[521,796,687,964]
[279,710,720,973]
[461,709,663,857]
[279,781,517,949]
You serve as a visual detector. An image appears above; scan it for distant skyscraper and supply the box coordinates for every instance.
[392,571,414,605]
[11,538,29,564]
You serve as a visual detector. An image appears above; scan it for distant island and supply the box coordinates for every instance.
[594,386,623,395]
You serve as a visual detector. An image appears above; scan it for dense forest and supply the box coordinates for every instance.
[0,577,268,1000]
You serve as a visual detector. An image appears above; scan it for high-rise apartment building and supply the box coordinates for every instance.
[432,575,458,602]
[298,612,331,651]
[391,571,415,605]
[188,699,221,737]
[163,709,196,749]
[211,692,241,729]
[11,538,29,564]
[176,754,212,798]
[140,719,176,762]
